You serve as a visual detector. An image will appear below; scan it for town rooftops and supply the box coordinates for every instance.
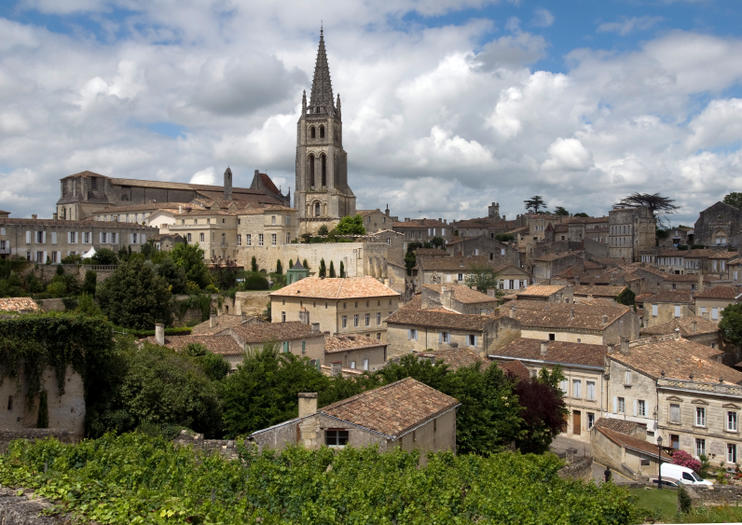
[416,255,495,272]
[644,290,693,304]
[392,218,446,228]
[515,285,565,298]
[497,359,531,381]
[422,283,496,304]
[415,347,488,370]
[0,297,39,313]
[190,314,254,336]
[573,285,627,298]
[609,336,741,384]
[640,316,719,337]
[595,424,672,461]
[503,300,630,332]
[490,338,607,369]
[325,334,385,354]
[269,276,399,300]
[227,321,320,343]
[532,251,580,262]
[386,304,501,332]
[694,285,742,300]
[144,334,243,356]
[320,377,459,439]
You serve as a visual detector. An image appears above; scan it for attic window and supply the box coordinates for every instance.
[325,429,348,447]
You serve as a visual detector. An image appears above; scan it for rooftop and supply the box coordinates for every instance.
[422,283,497,304]
[515,285,566,298]
[143,334,243,356]
[640,316,719,337]
[320,377,459,439]
[595,425,672,461]
[270,276,399,300]
[415,347,489,370]
[502,300,630,331]
[386,305,501,332]
[325,334,386,353]
[694,285,742,300]
[227,321,320,343]
[491,338,607,368]
[573,285,627,298]
[0,297,39,312]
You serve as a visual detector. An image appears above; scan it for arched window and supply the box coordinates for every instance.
[308,154,315,187]
[319,125,325,138]
[310,126,316,138]
[321,154,327,186]
[314,202,321,217]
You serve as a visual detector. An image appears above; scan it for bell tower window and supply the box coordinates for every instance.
[310,126,316,138]
[314,202,321,217]
[321,154,327,187]
[308,154,315,187]
[319,125,325,138]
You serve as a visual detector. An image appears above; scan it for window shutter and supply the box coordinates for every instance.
[42,231,46,243]
[438,333,442,343]
[633,400,638,416]
[42,250,47,263]
[141,234,146,243]
[613,397,618,413]
[51,232,57,244]
[26,231,31,244]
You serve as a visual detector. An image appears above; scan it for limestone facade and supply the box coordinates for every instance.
[608,205,656,261]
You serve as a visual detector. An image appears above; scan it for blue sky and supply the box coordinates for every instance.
[0,0,741,225]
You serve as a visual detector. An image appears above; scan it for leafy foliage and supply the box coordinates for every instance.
[719,303,742,347]
[672,449,701,473]
[464,265,501,295]
[554,206,569,216]
[723,192,742,209]
[332,214,366,236]
[329,261,336,277]
[618,193,677,214]
[171,243,212,289]
[97,258,173,329]
[319,258,326,278]
[524,195,547,213]
[616,287,636,306]
[513,368,567,453]
[0,433,638,525]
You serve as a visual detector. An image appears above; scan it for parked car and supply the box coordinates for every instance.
[660,464,713,487]
[651,478,679,488]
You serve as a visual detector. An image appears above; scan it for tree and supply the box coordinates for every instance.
[83,270,97,296]
[618,192,678,214]
[302,259,309,270]
[524,195,547,214]
[720,303,742,347]
[513,368,567,454]
[276,259,283,275]
[616,287,635,306]
[573,212,589,217]
[97,258,172,329]
[319,259,326,278]
[339,260,345,278]
[317,225,329,236]
[723,192,742,209]
[251,256,258,273]
[90,248,118,265]
[554,206,569,216]
[465,266,500,295]
[288,258,294,269]
[430,236,445,249]
[329,261,336,277]
[171,243,212,289]
[156,257,187,294]
[333,215,365,236]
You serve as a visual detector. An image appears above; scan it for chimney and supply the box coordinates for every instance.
[223,167,233,201]
[602,314,608,324]
[674,327,681,340]
[298,392,317,418]
[155,323,165,345]
[619,337,629,354]
[540,341,548,357]
[31,214,37,219]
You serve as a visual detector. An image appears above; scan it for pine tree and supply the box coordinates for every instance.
[329,261,336,277]
[251,256,258,273]
[303,259,309,270]
[319,259,326,278]
[339,260,345,277]
[276,260,283,274]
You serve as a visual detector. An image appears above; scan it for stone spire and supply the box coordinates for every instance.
[309,27,335,115]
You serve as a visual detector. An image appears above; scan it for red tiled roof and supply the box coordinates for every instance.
[645,291,693,304]
[640,316,719,337]
[502,300,630,331]
[491,338,607,368]
[144,334,243,356]
[325,334,385,353]
[270,277,400,300]
[694,285,742,300]
[320,377,459,439]
[228,321,320,343]
[0,297,39,312]
[515,285,565,298]
[422,283,497,304]
[416,347,489,370]
[596,425,672,461]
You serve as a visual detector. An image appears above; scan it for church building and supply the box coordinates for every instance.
[295,29,356,234]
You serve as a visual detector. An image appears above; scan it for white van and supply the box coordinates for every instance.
[660,463,713,487]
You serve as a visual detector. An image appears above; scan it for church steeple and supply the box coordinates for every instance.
[309,27,335,115]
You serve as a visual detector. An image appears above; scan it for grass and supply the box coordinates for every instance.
[628,487,742,523]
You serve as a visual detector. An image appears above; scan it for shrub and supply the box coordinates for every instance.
[672,449,701,473]
[678,486,692,513]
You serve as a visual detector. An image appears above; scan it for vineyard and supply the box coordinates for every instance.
[0,433,638,524]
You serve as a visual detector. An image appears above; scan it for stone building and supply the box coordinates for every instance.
[249,378,460,454]
[358,207,398,234]
[269,276,400,341]
[694,201,742,249]
[640,316,720,349]
[694,285,742,324]
[0,215,156,262]
[295,29,356,234]
[324,334,388,371]
[421,283,499,315]
[393,218,452,250]
[608,205,656,261]
[643,291,695,328]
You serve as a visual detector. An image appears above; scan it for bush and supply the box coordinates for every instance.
[244,273,269,290]
[672,449,701,473]
[678,486,692,513]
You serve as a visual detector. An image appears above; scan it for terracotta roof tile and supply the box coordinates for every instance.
[595,417,645,435]
[386,304,501,331]
[694,285,742,300]
[417,255,497,272]
[640,316,719,337]
[144,334,243,355]
[596,425,672,461]
[0,297,39,312]
[325,334,385,353]
[422,283,497,304]
[502,300,630,331]
[573,285,627,297]
[491,338,607,368]
[270,277,399,300]
[515,285,566,298]
[228,321,320,343]
[190,314,255,336]
[320,377,459,438]
[415,347,489,370]
[645,291,693,303]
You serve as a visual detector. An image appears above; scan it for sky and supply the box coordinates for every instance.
[1,0,741,226]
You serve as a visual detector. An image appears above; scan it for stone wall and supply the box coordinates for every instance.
[0,429,78,453]
[0,487,77,524]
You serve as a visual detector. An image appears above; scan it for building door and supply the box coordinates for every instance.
[573,410,581,435]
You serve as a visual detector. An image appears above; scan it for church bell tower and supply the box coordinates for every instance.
[295,28,356,234]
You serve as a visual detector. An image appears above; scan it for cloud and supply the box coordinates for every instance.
[542,138,592,171]
[190,167,216,185]
[597,16,662,36]
[531,8,554,28]
[473,31,547,69]
[686,98,742,151]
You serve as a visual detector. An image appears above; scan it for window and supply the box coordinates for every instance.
[187,233,192,243]
[376,312,381,325]
[282,341,289,353]
[624,370,632,386]
[362,359,369,371]
[637,400,646,417]
[440,332,450,343]
[572,379,581,399]
[548,333,555,341]
[651,304,658,317]
[695,406,706,427]
[409,328,417,340]
[696,438,706,457]
[301,341,306,355]
[7,395,12,410]
[281,311,286,322]
[246,234,252,246]
[342,315,347,328]
[586,381,596,401]
[271,233,277,246]
[727,411,738,432]
[728,443,737,463]
[670,403,681,423]
[353,314,359,327]
[365,313,370,326]
[712,307,719,321]
[271,215,276,225]
[559,380,568,394]
[587,412,595,429]
[258,234,264,246]
[237,234,242,246]
[200,232,205,242]
[325,429,349,447]
[350,361,356,369]
[468,334,477,346]
[616,397,625,414]
[457,273,463,282]
[674,305,681,318]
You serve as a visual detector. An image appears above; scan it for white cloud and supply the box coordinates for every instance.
[686,98,742,151]
[531,8,554,28]
[190,167,216,185]
[542,138,592,171]
[597,16,662,36]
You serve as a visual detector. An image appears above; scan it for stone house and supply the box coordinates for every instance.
[323,334,387,371]
[145,330,246,370]
[269,277,400,341]
[417,255,528,292]
[0,216,156,263]
[728,257,742,284]
[216,321,325,366]
[502,300,639,345]
[591,419,672,479]
[572,285,628,303]
[249,378,460,455]
[165,208,241,264]
[694,285,742,324]
[393,218,451,250]
[385,295,521,359]
[445,235,520,267]
[639,248,738,276]
[643,291,695,328]
[421,283,499,315]
[531,252,582,281]
[489,338,608,442]
[694,201,742,249]
[608,205,656,262]
[640,316,720,349]
[357,208,398,233]
[567,216,609,245]
[513,284,572,303]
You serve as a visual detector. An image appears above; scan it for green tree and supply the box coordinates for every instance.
[465,266,500,295]
[524,195,547,214]
[573,212,589,217]
[97,258,172,329]
[171,243,211,289]
[244,273,270,290]
[554,206,569,216]
[288,258,294,269]
[221,346,330,437]
[430,236,445,249]
[317,225,329,236]
[329,261,336,277]
[276,259,283,275]
[76,293,103,317]
[90,248,118,265]
[319,259,327,278]
[251,256,258,272]
[333,215,366,236]
[720,303,742,347]
[83,270,97,296]
[302,259,309,270]
[723,192,742,209]
[156,257,187,294]
[339,260,345,277]
[616,287,635,306]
